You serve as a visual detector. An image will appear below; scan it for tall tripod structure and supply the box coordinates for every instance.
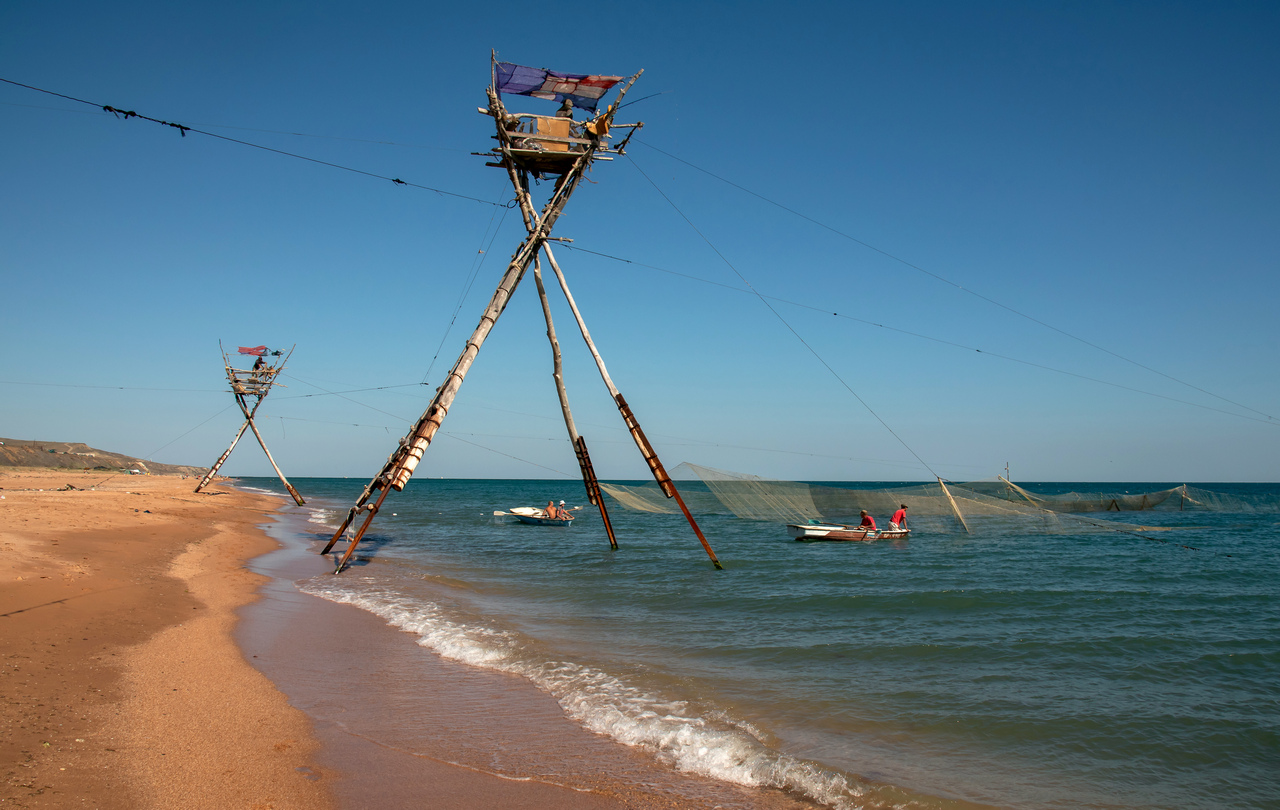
[195,343,305,505]
[323,58,721,573]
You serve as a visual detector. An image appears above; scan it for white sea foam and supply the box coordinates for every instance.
[298,576,889,810]
[239,485,283,498]
[305,507,339,528]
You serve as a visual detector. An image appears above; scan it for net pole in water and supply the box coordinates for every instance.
[531,255,619,550]
[541,241,721,568]
[937,477,971,534]
[575,437,617,549]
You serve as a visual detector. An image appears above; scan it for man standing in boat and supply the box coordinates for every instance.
[890,504,908,531]
[859,510,876,530]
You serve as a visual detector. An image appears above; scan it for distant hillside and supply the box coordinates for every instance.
[0,438,205,476]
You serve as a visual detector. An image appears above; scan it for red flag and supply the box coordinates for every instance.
[238,345,268,356]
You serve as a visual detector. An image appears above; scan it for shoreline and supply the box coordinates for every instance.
[1,469,812,809]
[243,487,822,809]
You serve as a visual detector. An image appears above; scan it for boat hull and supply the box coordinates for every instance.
[787,523,909,542]
[512,513,574,526]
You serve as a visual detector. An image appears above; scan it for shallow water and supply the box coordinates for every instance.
[243,477,1280,810]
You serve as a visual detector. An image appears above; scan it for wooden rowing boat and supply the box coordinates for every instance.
[787,523,909,542]
[506,506,574,526]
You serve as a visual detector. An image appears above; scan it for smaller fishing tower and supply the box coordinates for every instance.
[322,56,721,573]
[194,343,304,505]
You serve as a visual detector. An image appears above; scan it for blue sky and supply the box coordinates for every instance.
[2,0,1277,482]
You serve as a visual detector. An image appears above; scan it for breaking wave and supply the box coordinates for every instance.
[298,575,892,810]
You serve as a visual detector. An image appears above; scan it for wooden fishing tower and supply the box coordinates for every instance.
[194,343,305,505]
[322,57,721,573]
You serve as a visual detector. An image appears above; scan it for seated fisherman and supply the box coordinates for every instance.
[545,500,561,520]
[859,510,877,530]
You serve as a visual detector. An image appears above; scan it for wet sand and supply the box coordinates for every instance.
[241,506,816,810]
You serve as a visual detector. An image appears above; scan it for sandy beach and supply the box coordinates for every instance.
[0,468,332,809]
[1,469,755,810]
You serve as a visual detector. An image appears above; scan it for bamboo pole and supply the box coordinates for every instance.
[245,415,305,505]
[383,95,590,492]
[540,244,624,398]
[575,436,616,549]
[325,88,599,571]
[531,255,577,441]
[335,484,393,572]
[532,257,619,549]
[538,243,720,569]
[937,477,971,534]
[999,475,1040,507]
[194,419,251,493]
[196,345,301,503]
[195,368,266,494]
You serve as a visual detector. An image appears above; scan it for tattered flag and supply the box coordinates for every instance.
[238,345,268,356]
[493,63,623,112]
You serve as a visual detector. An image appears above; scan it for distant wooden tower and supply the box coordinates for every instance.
[322,56,721,572]
[194,343,305,505]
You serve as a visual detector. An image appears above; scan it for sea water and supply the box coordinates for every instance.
[241,477,1280,810]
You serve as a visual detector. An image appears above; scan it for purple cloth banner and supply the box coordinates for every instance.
[494,62,623,112]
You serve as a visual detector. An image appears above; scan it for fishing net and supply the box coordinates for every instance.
[599,465,1280,535]
[956,480,1280,513]
[601,464,1072,533]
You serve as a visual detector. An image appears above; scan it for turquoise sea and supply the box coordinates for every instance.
[242,477,1280,810]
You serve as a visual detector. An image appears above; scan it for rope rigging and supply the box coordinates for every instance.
[0,77,508,208]
[627,154,944,480]
[634,139,1276,424]
[9,76,1266,428]
[553,244,1279,427]
[8,73,1271,490]
[420,185,515,386]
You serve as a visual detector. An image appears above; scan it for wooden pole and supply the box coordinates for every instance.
[999,475,1040,507]
[245,415,305,505]
[325,87,600,570]
[194,419,251,493]
[532,257,619,549]
[937,477,971,534]
[196,345,302,505]
[540,244,624,397]
[195,364,267,494]
[381,93,591,492]
[575,436,616,549]
[334,484,394,573]
[536,243,720,568]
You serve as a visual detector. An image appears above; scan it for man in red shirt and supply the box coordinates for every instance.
[890,504,908,530]
[859,510,876,529]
